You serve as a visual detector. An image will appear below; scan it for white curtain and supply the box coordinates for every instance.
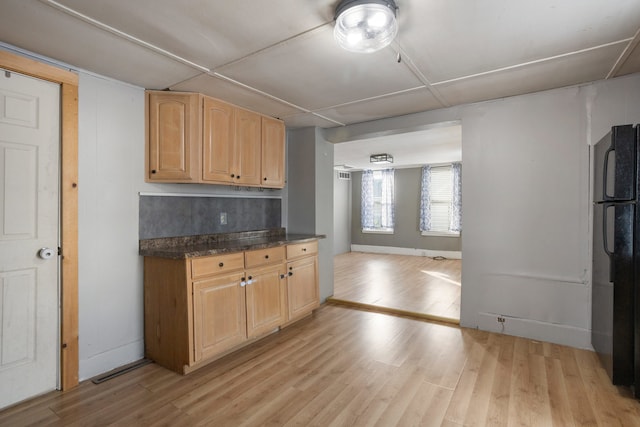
[380,168,395,229]
[419,165,431,231]
[361,170,375,229]
[450,162,462,232]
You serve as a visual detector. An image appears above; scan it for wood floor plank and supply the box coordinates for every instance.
[333,252,461,320]
[2,305,639,426]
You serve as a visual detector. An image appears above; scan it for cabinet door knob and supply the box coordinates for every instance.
[280,274,285,279]
[264,177,267,181]
[151,169,157,174]
[288,272,293,276]
[303,248,307,252]
[236,175,241,179]
[265,254,269,259]
[230,174,235,178]
[219,262,224,267]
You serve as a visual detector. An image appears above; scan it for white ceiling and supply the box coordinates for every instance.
[0,0,639,132]
[334,122,462,171]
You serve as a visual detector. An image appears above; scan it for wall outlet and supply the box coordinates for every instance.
[220,212,227,225]
[497,316,506,324]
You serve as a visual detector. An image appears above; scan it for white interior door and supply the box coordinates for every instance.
[0,68,60,409]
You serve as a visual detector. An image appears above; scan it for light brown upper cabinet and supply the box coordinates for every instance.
[146,90,285,188]
[233,108,262,186]
[202,96,234,183]
[146,91,201,182]
[261,116,286,188]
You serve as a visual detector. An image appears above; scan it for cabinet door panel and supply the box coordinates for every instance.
[147,92,200,182]
[246,264,286,338]
[193,272,247,361]
[261,117,285,188]
[202,97,235,183]
[235,108,261,186]
[287,256,319,321]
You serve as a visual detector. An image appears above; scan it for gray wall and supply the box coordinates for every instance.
[350,167,462,252]
[286,128,334,302]
[325,72,640,349]
[139,195,281,239]
[333,171,351,255]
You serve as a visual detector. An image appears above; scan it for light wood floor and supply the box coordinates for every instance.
[2,305,639,426]
[331,252,461,322]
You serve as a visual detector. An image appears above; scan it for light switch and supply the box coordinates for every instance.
[220,212,227,225]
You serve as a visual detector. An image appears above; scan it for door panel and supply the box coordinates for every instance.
[591,202,635,385]
[0,69,59,409]
[593,125,637,202]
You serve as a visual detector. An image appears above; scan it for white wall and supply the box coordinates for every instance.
[325,72,640,349]
[78,72,281,380]
[78,73,145,379]
[333,171,351,255]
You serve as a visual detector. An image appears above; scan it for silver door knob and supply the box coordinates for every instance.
[39,248,55,260]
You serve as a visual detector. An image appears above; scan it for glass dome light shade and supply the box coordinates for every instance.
[334,0,398,53]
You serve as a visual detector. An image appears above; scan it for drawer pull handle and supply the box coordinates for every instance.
[303,248,307,252]
[219,262,224,267]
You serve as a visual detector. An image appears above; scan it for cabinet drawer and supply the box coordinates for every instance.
[286,241,318,259]
[245,246,285,268]
[191,253,244,279]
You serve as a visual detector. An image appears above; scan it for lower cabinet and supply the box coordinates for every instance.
[144,241,318,374]
[245,263,286,339]
[193,271,247,362]
[286,255,319,322]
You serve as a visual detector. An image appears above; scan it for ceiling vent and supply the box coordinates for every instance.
[337,171,351,180]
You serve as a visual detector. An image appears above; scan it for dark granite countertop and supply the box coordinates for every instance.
[139,228,324,259]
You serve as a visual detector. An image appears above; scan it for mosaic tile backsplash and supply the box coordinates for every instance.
[139,195,282,239]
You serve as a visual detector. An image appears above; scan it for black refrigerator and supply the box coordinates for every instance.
[592,124,640,394]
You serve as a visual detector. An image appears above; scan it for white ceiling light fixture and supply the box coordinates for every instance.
[334,0,398,54]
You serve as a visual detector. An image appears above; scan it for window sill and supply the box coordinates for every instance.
[362,229,394,235]
[421,231,460,238]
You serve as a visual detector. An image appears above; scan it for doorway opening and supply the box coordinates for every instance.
[329,121,462,324]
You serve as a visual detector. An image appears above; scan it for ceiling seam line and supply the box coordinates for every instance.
[212,23,333,72]
[606,28,640,79]
[211,72,311,115]
[41,0,210,73]
[312,86,428,111]
[433,38,633,86]
[310,112,345,126]
[390,42,450,108]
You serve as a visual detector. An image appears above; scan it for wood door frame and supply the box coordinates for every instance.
[0,50,79,390]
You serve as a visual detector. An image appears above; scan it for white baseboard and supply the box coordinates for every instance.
[350,244,462,259]
[473,312,592,350]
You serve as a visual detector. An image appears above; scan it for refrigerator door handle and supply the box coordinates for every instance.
[602,202,615,282]
[602,145,614,200]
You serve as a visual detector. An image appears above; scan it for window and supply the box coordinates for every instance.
[420,163,462,236]
[361,169,395,233]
